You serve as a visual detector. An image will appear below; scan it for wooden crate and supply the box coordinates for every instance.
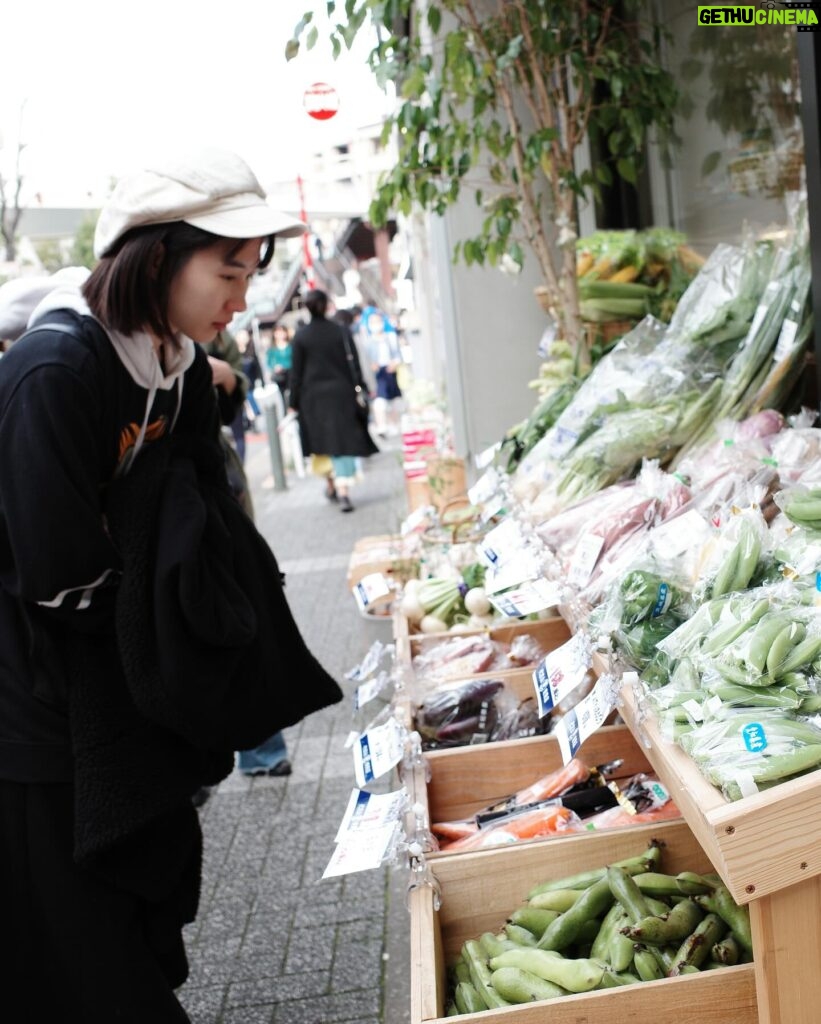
[410,819,757,1024]
[418,724,654,848]
[618,682,821,906]
[395,613,572,665]
[615,681,821,1024]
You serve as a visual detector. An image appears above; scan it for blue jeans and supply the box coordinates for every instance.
[237,731,288,774]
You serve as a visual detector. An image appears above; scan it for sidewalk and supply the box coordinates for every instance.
[178,430,412,1024]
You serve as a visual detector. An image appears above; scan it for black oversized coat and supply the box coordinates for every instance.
[290,316,379,458]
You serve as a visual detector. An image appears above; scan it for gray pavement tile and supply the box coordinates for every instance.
[177,983,227,1017]
[190,937,244,961]
[335,910,388,948]
[283,925,336,975]
[220,1006,275,1024]
[293,896,386,929]
[226,969,331,1008]
[330,938,384,993]
[230,952,290,982]
[272,988,382,1024]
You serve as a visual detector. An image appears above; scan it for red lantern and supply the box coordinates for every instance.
[303,81,340,121]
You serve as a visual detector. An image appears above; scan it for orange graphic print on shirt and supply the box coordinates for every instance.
[116,416,169,474]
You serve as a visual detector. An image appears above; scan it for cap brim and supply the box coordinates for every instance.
[184,205,308,240]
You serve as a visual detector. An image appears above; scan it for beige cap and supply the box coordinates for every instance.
[94,147,307,258]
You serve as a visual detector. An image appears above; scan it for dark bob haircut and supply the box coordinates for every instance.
[304,288,329,319]
[83,223,275,344]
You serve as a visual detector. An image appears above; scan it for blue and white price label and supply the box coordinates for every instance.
[322,821,401,878]
[479,518,526,568]
[488,578,561,619]
[335,788,408,842]
[555,674,618,764]
[532,633,592,718]
[484,553,538,596]
[353,573,391,612]
[353,718,404,788]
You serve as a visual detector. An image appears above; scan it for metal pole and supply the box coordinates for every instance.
[264,399,288,492]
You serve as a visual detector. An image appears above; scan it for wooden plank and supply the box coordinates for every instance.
[619,680,821,903]
[408,615,571,657]
[418,968,756,1024]
[423,725,652,825]
[750,876,821,1024]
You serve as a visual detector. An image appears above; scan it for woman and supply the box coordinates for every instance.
[267,321,293,406]
[289,289,378,512]
[0,148,341,1021]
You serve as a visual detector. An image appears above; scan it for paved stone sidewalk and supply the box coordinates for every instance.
[178,432,412,1024]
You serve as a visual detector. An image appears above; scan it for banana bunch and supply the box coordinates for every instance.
[781,486,821,532]
[709,518,762,598]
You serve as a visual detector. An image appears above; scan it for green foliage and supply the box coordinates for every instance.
[287,1,678,348]
[70,212,99,270]
[34,240,66,274]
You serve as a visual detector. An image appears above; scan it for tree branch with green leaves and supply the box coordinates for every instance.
[287,0,678,353]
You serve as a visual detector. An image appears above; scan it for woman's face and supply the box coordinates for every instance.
[274,326,289,347]
[167,237,262,342]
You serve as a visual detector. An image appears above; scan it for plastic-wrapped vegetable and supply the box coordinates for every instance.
[678,707,821,801]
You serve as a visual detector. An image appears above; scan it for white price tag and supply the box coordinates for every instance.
[774,317,799,363]
[488,578,561,618]
[400,504,436,536]
[474,442,501,470]
[682,699,704,722]
[532,633,592,717]
[649,509,711,560]
[479,518,527,568]
[322,822,399,878]
[567,533,605,588]
[353,674,386,711]
[353,573,392,612]
[484,553,539,595]
[554,674,618,764]
[335,788,408,842]
[353,718,405,787]
[468,468,500,507]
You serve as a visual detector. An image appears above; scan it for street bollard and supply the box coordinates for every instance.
[263,399,288,492]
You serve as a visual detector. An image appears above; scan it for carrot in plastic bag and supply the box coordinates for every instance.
[512,757,591,806]
[580,799,682,832]
[431,819,478,842]
[441,804,578,852]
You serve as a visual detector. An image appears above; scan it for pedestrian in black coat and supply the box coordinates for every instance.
[289,289,378,512]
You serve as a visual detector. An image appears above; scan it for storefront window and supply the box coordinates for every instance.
[653,2,805,252]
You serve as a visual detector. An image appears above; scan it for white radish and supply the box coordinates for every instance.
[399,592,425,622]
[419,614,448,634]
[464,587,491,616]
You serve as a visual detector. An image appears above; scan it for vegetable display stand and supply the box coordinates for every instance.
[409,820,757,1024]
[618,681,821,1024]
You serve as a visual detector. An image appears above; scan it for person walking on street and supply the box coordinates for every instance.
[267,321,293,407]
[289,289,378,513]
[0,147,341,1023]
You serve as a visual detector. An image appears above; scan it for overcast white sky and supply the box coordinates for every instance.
[1,0,390,206]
